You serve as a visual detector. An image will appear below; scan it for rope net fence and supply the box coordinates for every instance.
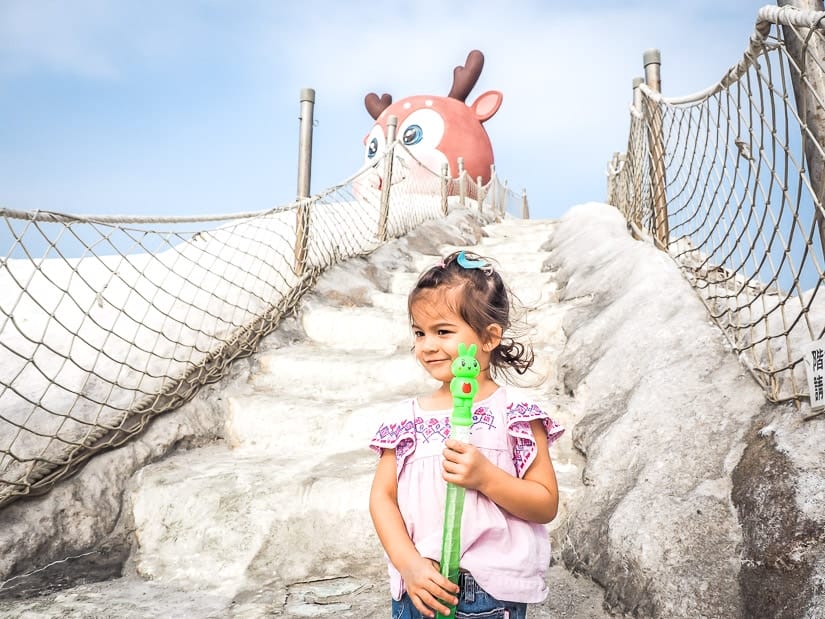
[607,4,825,406]
[0,141,523,509]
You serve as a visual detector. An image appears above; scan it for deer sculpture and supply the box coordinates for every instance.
[358,50,502,199]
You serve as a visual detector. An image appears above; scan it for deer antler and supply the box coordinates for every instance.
[364,93,393,120]
[447,50,484,102]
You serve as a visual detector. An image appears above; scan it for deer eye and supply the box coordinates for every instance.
[367,137,379,158]
[402,124,423,146]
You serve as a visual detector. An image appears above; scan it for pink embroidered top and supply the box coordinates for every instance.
[369,386,564,603]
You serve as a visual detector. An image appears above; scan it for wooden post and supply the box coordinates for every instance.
[458,157,466,208]
[490,164,498,215]
[607,151,620,208]
[294,198,309,276]
[643,49,669,249]
[441,163,449,215]
[521,189,530,219]
[631,76,645,228]
[632,76,644,114]
[377,115,398,241]
[777,0,825,259]
[294,87,315,275]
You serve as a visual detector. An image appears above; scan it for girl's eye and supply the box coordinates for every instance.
[413,330,424,337]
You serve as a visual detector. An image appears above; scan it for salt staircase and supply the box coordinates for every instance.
[3,216,608,618]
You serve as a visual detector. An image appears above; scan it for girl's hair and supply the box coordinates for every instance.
[408,250,535,377]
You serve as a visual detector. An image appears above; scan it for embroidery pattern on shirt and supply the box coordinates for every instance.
[413,405,497,444]
[417,416,450,443]
[506,400,564,477]
[370,399,517,471]
[472,405,496,430]
[371,418,416,463]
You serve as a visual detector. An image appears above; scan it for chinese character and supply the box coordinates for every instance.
[813,348,824,372]
[815,375,824,402]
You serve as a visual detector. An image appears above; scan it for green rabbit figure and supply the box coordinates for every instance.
[449,342,480,428]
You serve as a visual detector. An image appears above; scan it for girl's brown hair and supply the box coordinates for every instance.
[408,250,534,378]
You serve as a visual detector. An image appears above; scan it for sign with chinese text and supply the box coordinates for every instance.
[804,338,825,410]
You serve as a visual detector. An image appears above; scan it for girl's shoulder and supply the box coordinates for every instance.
[494,385,546,413]
[369,397,418,457]
[387,396,417,419]
[374,397,419,436]
[504,385,543,407]
[500,385,565,445]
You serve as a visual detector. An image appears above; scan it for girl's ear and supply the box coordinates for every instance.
[483,324,503,351]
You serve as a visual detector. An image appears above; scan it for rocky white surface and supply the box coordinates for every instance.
[1,204,823,618]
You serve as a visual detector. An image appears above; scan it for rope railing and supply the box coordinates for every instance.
[0,140,523,509]
[607,4,825,406]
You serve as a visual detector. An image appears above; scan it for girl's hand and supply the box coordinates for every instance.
[399,556,459,618]
[442,439,493,491]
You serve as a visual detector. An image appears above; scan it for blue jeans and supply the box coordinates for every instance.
[391,572,528,619]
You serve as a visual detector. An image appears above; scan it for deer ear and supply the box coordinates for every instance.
[365,92,392,120]
[471,90,503,123]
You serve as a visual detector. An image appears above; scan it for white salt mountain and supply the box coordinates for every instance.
[1,205,823,618]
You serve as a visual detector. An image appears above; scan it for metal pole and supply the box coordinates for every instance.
[296,88,315,199]
[458,157,466,208]
[777,0,825,259]
[294,87,315,275]
[441,163,449,215]
[377,115,398,241]
[521,189,529,219]
[643,49,669,249]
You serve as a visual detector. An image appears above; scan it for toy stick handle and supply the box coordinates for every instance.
[438,343,478,619]
[437,423,470,619]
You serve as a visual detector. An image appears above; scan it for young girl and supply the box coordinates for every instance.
[369,250,564,619]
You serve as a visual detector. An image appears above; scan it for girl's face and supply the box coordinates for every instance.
[410,287,497,384]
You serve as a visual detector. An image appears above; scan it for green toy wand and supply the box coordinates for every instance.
[437,342,480,619]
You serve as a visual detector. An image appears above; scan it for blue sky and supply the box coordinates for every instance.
[0,1,767,222]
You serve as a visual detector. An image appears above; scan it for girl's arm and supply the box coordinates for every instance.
[441,418,559,523]
[369,449,459,618]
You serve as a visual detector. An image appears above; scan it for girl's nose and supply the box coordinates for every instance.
[420,334,438,351]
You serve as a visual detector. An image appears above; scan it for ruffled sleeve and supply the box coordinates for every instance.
[369,399,417,476]
[505,391,564,478]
